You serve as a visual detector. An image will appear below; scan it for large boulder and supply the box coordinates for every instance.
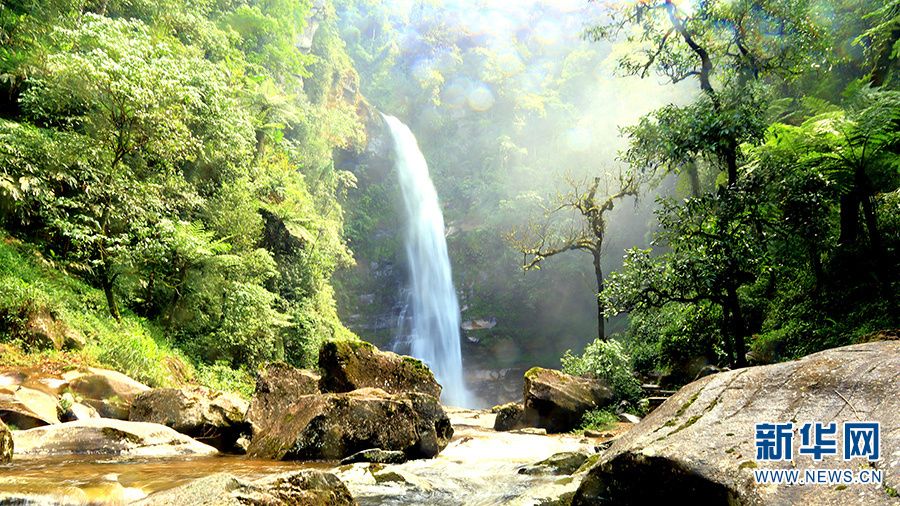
[245,363,319,445]
[318,340,441,399]
[129,387,250,452]
[64,367,150,419]
[523,368,613,433]
[0,385,60,429]
[136,470,356,506]
[493,402,527,431]
[572,340,900,505]
[0,419,11,463]
[256,362,320,397]
[11,418,218,458]
[247,387,452,461]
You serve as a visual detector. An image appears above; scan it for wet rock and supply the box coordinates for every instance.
[318,340,441,399]
[340,448,407,465]
[523,368,613,433]
[12,418,218,457]
[519,452,590,476]
[129,386,250,453]
[58,392,100,422]
[573,341,900,506]
[492,402,527,431]
[246,363,319,439]
[0,385,60,428]
[0,419,11,463]
[247,388,452,461]
[64,367,150,420]
[136,470,356,506]
[513,427,548,435]
[370,469,432,491]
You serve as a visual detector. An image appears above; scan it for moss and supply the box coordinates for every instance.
[738,461,757,470]
[674,390,701,418]
[401,355,429,373]
[524,367,545,380]
[884,485,899,498]
[575,453,603,473]
[671,415,702,435]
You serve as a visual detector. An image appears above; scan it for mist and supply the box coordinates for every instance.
[333,0,696,404]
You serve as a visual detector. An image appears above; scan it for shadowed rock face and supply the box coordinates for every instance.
[246,388,452,461]
[523,368,614,433]
[318,340,442,399]
[129,387,250,453]
[135,470,356,506]
[0,385,60,429]
[493,402,527,431]
[573,340,900,506]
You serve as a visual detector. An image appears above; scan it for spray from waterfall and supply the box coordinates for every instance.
[383,114,472,408]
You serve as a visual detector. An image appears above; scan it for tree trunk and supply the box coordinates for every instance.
[592,250,606,341]
[720,303,734,367]
[838,191,859,246]
[101,269,120,321]
[726,286,747,368]
[686,163,701,197]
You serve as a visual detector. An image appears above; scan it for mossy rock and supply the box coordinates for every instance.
[318,340,441,399]
[0,419,12,463]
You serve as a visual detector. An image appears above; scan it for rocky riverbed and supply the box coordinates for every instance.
[1,339,897,505]
[0,408,617,505]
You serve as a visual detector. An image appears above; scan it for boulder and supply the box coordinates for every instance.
[256,362,320,397]
[64,367,150,420]
[0,385,60,429]
[246,363,319,438]
[492,402,527,431]
[519,451,590,476]
[0,419,12,463]
[129,387,250,453]
[136,470,356,506]
[573,341,900,505]
[11,418,218,458]
[58,393,100,422]
[523,368,613,433]
[318,340,441,399]
[247,388,452,461]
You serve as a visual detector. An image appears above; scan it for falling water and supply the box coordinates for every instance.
[383,114,472,408]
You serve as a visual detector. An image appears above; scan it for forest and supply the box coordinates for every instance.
[0,0,897,399]
[0,0,897,504]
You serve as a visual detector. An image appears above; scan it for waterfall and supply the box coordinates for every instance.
[383,114,472,408]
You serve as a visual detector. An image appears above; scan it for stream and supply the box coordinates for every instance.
[0,409,598,505]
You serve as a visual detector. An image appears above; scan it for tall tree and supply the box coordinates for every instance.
[508,174,638,340]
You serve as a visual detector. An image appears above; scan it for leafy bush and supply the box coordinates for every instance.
[562,338,642,404]
[579,409,619,432]
[195,361,255,399]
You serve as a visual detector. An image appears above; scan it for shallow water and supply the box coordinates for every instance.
[0,410,604,505]
[0,455,328,504]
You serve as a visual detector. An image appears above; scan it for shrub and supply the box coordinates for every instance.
[562,338,642,404]
[579,409,619,432]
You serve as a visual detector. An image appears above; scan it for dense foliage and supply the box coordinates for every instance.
[593,0,899,382]
[0,0,364,384]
